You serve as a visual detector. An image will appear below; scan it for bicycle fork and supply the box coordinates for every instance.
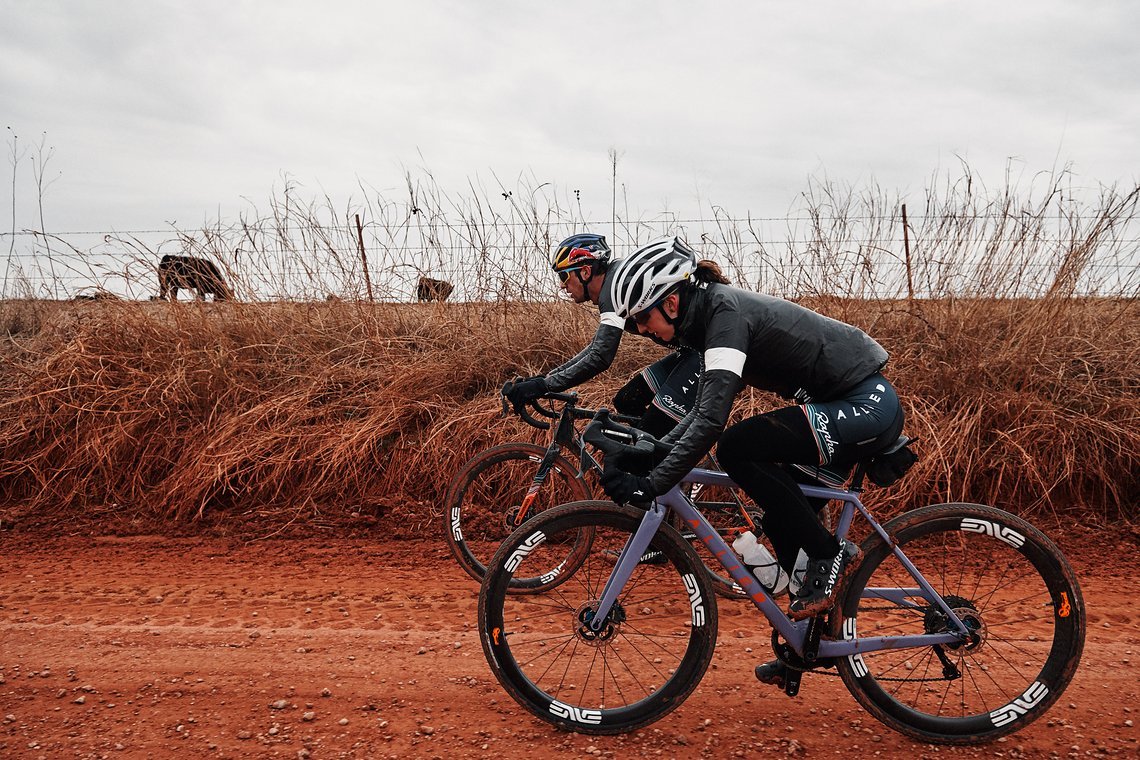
[586,502,667,633]
[510,444,566,528]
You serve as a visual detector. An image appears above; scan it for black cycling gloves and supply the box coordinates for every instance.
[504,375,549,411]
[600,468,654,505]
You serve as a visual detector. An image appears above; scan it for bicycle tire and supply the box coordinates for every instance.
[444,443,592,591]
[830,502,1085,744]
[479,500,718,734]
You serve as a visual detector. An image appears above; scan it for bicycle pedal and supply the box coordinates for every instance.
[783,668,802,697]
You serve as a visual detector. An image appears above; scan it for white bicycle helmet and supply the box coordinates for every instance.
[607,237,697,319]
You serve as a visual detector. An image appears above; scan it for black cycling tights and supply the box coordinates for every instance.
[716,406,841,571]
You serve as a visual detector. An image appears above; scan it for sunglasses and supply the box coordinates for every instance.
[632,301,663,325]
[557,266,585,283]
[632,291,677,324]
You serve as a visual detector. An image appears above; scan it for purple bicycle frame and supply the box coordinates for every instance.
[589,467,972,660]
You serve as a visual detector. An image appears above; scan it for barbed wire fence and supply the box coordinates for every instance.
[3,175,1138,302]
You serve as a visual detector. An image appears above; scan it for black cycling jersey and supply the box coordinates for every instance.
[544,273,676,391]
[649,280,889,495]
[544,278,632,391]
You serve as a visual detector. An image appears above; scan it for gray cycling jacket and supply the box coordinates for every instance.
[648,281,889,494]
[544,279,677,391]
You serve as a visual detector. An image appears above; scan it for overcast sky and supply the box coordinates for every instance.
[2,0,1138,238]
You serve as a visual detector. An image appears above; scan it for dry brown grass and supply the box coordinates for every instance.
[0,293,1135,538]
[2,162,1136,537]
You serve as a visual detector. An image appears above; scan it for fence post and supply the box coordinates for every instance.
[355,214,374,302]
[901,204,914,302]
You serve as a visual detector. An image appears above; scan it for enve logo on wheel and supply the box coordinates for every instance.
[505,530,547,572]
[989,682,1049,727]
[549,699,602,725]
[960,517,1026,548]
[682,573,706,627]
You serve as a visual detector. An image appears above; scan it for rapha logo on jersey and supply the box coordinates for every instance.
[843,618,868,678]
[990,682,1049,727]
[682,573,706,627]
[549,699,602,725]
[960,518,1026,548]
[659,394,687,415]
[505,531,547,572]
[813,410,837,459]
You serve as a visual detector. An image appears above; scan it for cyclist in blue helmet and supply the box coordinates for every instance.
[504,233,722,438]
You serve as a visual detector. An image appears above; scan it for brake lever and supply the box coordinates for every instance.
[582,409,656,458]
[500,377,552,430]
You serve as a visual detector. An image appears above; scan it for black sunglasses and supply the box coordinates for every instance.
[632,299,664,325]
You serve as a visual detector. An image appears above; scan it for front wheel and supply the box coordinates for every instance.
[479,500,719,734]
[443,443,591,590]
[831,503,1085,744]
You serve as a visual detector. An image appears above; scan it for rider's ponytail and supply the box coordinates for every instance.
[692,259,730,285]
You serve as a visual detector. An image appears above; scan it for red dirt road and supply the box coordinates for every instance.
[1,531,1136,759]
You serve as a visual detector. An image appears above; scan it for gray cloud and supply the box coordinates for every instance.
[1,0,1137,235]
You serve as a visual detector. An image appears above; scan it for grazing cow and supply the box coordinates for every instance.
[416,276,454,302]
[157,255,232,301]
[72,290,121,302]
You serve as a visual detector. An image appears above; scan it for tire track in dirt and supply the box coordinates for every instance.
[1,533,1136,759]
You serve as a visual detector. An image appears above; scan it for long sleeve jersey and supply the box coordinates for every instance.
[544,280,660,391]
[647,281,889,495]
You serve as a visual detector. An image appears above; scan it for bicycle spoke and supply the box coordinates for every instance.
[833,504,1083,742]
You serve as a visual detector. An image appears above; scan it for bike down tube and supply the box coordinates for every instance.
[667,489,811,646]
[588,502,668,632]
[676,474,972,655]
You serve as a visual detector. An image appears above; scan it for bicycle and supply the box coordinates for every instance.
[477,411,1085,744]
[443,388,759,597]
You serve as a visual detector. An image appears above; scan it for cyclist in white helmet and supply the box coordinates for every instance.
[598,236,904,687]
[504,233,716,438]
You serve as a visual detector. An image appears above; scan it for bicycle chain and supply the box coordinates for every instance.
[772,607,960,685]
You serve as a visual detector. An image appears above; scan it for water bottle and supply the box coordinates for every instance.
[732,531,790,594]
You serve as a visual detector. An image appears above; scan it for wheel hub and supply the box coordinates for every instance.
[575,601,626,646]
[924,594,985,651]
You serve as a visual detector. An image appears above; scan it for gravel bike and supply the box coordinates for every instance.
[443,389,758,597]
[477,411,1085,744]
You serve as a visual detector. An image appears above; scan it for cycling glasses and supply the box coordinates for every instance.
[632,301,663,325]
[632,291,676,324]
[557,266,586,283]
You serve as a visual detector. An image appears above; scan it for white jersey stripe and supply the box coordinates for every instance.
[704,347,746,376]
[599,311,625,329]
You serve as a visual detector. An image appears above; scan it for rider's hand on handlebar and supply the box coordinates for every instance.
[503,375,549,411]
[600,466,655,506]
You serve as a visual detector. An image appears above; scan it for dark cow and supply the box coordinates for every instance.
[72,290,121,302]
[416,276,454,302]
[157,255,232,301]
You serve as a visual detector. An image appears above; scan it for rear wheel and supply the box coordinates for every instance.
[479,500,718,734]
[831,503,1085,744]
[444,443,591,591]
